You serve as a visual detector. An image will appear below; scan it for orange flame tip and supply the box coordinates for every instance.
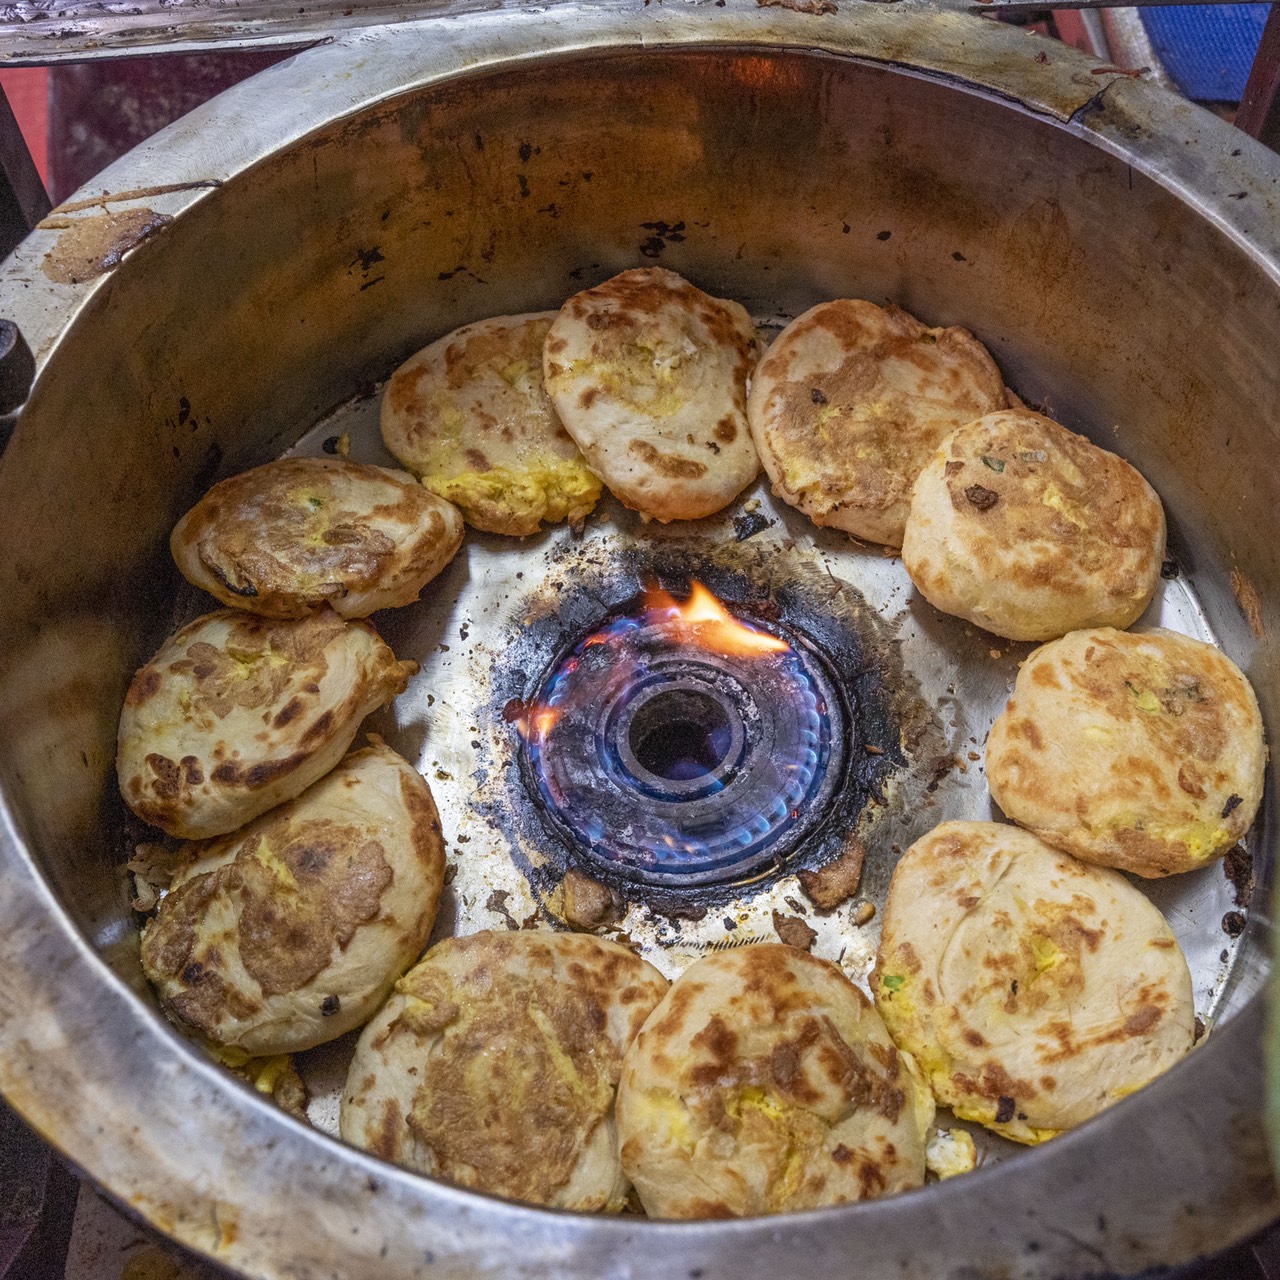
[644,580,789,658]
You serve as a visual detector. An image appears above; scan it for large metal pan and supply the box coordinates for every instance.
[0,3,1277,1276]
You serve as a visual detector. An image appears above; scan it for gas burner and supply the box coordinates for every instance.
[518,583,849,887]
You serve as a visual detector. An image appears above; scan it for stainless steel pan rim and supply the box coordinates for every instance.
[1,3,1277,1276]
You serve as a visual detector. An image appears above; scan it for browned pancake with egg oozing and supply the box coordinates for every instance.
[117,608,414,839]
[543,267,760,523]
[341,930,668,1210]
[615,944,933,1218]
[747,299,1008,546]
[141,740,446,1056]
[171,456,463,618]
[986,627,1265,876]
[381,312,601,536]
[873,821,1195,1144]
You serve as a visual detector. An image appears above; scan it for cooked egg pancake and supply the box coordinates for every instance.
[615,944,932,1219]
[140,740,446,1056]
[986,627,1265,876]
[118,608,414,839]
[171,456,464,618]
[380,312,602,536]
[341,930,667,1210]
[543,267,760,522]
[746,300,1008,546]
[901,410,1165,640]
[874,821,1194,1144]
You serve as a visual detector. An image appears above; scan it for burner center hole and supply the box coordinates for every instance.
[628,689,733,782]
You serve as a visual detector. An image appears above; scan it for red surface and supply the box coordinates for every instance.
[1051,10,1103,57]
[0,67,48,184]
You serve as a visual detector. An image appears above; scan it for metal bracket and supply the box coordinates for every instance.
[0,82,49,259]
[1237,3,1280,145]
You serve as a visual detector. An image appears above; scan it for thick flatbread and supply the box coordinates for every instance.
[117,608,414,839]
[543,267,760,522]
[901,409,1166,641]
[986,627,1266,876]
[615,944,932,1218]
[171,456,463,618]
[341,930,668,1210]
[380,312,601,536]
[747,300,1008,545]
[140,740,446,1056]
[874,821,1195,1144]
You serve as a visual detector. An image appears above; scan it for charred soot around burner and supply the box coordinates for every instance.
[518,585,850,887]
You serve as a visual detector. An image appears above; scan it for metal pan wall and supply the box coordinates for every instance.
[0,3,1277,1275]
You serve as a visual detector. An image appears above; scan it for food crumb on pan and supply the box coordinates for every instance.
[925,1127,977,1180]
[771,910,817,950]
[1223,842,1254,908]
[560,867,627,930]
[796,839,865,912]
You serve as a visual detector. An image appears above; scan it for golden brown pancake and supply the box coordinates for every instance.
[380,312,601,536]
[615,944,932,1218]
[986,627,1266,876]
[747,300,1008,545]
[171,456,463,618]
[340,930,668,1210]
[874,821,1195,1143]
[901,409,1166,640]
[140,740,446,1056]
[543,267,760,522]
[117,608,414,839]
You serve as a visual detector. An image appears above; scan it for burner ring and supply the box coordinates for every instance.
[611,676,747,800]
[519,597,850,887]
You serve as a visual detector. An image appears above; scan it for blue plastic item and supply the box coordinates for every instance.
[1140,4,1270,102]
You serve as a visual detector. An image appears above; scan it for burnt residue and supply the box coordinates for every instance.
[41,208,173,285]
[46,180,220,215]
[351,246,384,273]
[1223,842,1254,909]
[757,0,838,13]
[733,510,773,542]
[647,898,709,924]
[796,840,864,911]
[473,535,931,920]
[436,264,487,285]
[639,219,686,259]
[485,888,520,930]
[559,868,625,930]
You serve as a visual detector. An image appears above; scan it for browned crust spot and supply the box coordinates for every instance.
[628,439,708,480]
